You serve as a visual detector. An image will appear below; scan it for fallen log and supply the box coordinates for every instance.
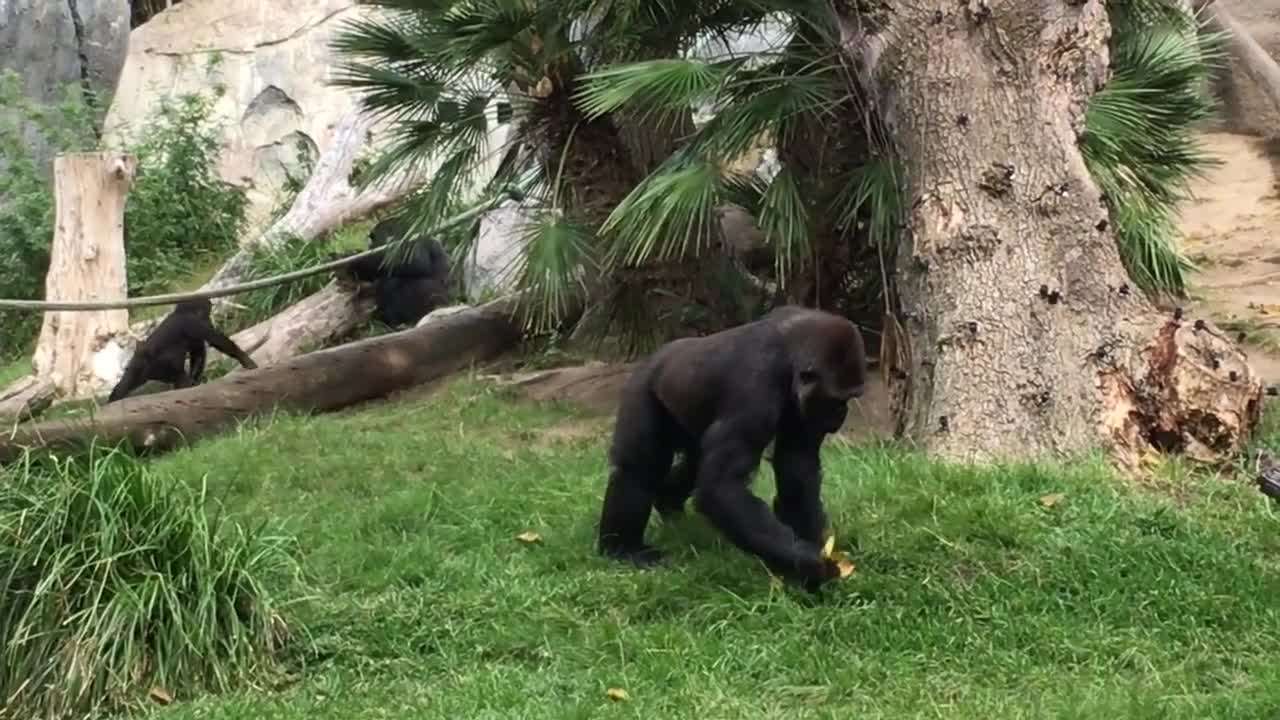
[0,375,56,425]
[0,296,523,462]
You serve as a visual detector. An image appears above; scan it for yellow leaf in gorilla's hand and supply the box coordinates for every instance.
[606,688,629,702]
[821,535,835,557]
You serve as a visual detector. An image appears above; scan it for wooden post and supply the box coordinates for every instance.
[31,152,136,399]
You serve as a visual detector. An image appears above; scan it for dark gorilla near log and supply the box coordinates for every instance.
[597,305,867,591]
[340,218,451,327]
[107,298,258,402]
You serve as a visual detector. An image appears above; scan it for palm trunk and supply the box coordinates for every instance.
[836,1,1261,465]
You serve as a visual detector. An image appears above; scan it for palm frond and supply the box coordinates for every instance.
[755,166,809,277]
[1082,6,1223,297]
[600,151,728,267]
[577,58,740,121]
[510,210,598,332]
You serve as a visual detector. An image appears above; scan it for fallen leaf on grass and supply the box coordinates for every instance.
[1039,493,1065,508]
[148,687,172,705]
[515,531,542,544]
[606,687,629,702]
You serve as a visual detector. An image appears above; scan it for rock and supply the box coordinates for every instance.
[465,200,536,300]
[102,0,375,233]
[0,0,130,174]
[1211,1,1280,138]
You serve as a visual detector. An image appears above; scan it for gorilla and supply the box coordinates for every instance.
[107,298,258,402]
[596,305,867,592]
[340,218,451,327]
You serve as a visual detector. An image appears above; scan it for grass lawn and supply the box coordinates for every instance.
[77,379,1280,718]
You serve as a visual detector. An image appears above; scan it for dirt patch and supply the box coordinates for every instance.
[1179,131,1280,383]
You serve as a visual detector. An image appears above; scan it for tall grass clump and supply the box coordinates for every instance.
[0,448,300,718]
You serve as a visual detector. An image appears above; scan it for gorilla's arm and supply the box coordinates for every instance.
[107,357,147,403]
[691,409,833,584]
[770,432,827,545]
[192,320,258,369]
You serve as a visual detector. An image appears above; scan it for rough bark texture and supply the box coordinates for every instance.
[31,152,135,399]
[225,281,375,370]
[0,376,56,424]
[838,0,1262,465]
[0,297,523,461]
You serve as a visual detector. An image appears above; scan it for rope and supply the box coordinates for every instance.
[0,186,525,312]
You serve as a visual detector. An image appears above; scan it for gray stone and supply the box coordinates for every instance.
[0,0,130,173]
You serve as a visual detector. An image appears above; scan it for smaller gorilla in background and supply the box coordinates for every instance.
[597,305,867,592]
[107,298,258,403]
[339,218,451,327]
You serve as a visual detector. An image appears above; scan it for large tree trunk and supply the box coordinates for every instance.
[30,152,136,399]
[0,297,522,462]
[838,1,1262,465]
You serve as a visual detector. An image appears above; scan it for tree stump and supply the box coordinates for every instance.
[30,152,135,399]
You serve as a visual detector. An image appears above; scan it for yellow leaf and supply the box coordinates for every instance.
[1039,493,1065,508]
[515,531,542,545]
[149,687,173,705]
[606,687,629,702]
[828,550,856,579]
[821,534,836,557]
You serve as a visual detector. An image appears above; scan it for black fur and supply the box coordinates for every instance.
[107,298,257,402]
[343,218,451,327]
[596,305,867,592]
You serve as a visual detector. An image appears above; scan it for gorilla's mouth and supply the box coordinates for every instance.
[809,398,849,432]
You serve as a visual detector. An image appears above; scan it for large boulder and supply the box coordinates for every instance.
[0,0,130,173]
[102,0,374,232]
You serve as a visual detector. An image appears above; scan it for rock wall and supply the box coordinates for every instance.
[102,0,373,232]
[0,0,130,174]
[1214,0,1280,137]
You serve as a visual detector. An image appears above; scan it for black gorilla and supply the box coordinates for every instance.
[597,305,867,591]
[107,298,258,402]
[341,218,451,327]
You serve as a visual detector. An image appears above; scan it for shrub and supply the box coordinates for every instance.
[0,448,300,718]
[123,90,249,296]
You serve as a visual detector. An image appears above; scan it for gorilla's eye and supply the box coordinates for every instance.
[798,368,819,384]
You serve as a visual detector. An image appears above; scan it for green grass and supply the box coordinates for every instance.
[108,377,1280,719]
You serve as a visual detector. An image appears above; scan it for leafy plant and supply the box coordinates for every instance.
[0,447,300,718]
[123,90,249,296]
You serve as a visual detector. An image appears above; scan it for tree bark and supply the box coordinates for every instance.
[0,375,55,424]
[222,281,375,370]
[30,152,136,399]
[0,297,523,462]
[837,0,1262,465]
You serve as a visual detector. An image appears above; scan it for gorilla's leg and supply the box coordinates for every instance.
[655,450,698,517]
[598,390,674,567]
[771,435,826,544]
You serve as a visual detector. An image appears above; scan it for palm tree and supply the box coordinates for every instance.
[577,0,1220,336]
[328,0,779,337]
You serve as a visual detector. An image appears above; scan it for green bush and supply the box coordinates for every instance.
[0,447,300,718]
[0,75,247,360]
[123,90,249,296]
